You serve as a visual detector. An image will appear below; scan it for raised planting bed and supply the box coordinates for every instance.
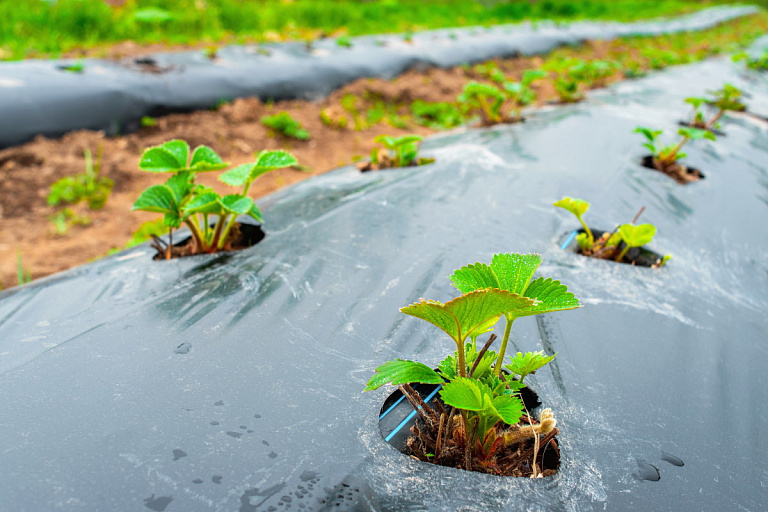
[0,42,767,511]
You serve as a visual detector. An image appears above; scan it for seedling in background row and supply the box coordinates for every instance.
[261,111,310,140]
[554,197,671,266]
[410,100,464,130]
[365,253,580,476]
[504,69,547,122]
[634,126,714,183]
[458,82,507,125]
[132,139,297,258]
[685,84,745,131]
[357,135,434,171]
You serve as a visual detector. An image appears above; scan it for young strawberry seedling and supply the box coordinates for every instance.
[357,135,434,171]
[366,253,581,477]
[684,83,746,131]
[457,82,507,125]
[261,111,310,140]
[410,100,464,130]
[634,125,714,184]
[554,197,671,267]
[132,139,297,259]
[503,69,546,122]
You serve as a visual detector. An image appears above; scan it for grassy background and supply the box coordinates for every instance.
[0,0,748,60]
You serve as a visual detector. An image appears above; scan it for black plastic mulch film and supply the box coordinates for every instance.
[1,12,768,512]
[0,5,757,149]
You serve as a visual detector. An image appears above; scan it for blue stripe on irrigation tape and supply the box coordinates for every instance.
[561,230,578,250]
[384,385,442,443]
[379,394,406,421]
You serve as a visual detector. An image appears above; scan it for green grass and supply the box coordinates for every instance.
[0,0,744,61]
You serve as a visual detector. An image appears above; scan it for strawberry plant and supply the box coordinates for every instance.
[554,197,671,266]
[358,135,434,171]
[261,111,310,140]
[365,253,581,476]
[503,69,546,122]
[685,84,745,131]
[634,125,714,182]
[457,82,507,125]
[543,58,590,103]
[132,140,297,258]
[410,100,464,130]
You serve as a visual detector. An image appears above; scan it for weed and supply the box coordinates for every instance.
[261,111,310,140]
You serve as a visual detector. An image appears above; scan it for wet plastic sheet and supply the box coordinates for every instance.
[0,5,758,149]
[2,41,768,511]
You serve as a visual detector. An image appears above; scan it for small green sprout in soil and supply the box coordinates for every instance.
[543,58,590,103]
[59,61,85,73]
[336,35,353,48]
[554,198,671,266]
[47,147,113,235]
[357,135,434,171]
[16,249,32,286]
[410,100,464,130]
[132,139,298,259]
[140,116,158,128]
[504,69,547,122]
[634,125,714,183]
[365,253,581,476]
[261,111,310,140]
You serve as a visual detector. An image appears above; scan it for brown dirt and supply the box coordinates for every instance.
[1,14,764,289]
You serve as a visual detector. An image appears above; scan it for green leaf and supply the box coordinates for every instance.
[553,196,589,220]
[364,359,442,391]
[219,194,253,215]
[165,171,194,203]
[490,253,542,295]
[255,150,299,170]
[247,203,263,223]
[139,140,189,172]
[618,223,656,248]
[189,145,228,171]
[400,289,535,346]
[184,192,222,215]
[373,135,397,149]
[440,377,485,411]
[218,163,253,187]
[492,394,524,425]
[678,127,716,142]
[449,263,500,294]
[513,277,582,317]
[132,185,175,213]
[505,351,557,381]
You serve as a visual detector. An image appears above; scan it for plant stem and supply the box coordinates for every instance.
[457,341,467,378]
[615,245,631,263]
[210,216,228,251]
[578,217,594,247]
[706,110,724,130]
[399,384,440,426]
[629,206,645,225]
[494,317,515,377]
[184,219,205,253]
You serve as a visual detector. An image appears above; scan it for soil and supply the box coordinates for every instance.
[0,14,762,289]
[566,229,665,267]
[400,386,560,477]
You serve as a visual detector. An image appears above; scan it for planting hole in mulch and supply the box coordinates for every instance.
[560,228,665,268]
[640,155,704,184]
[151,221,265,260]
[377,381,559,477]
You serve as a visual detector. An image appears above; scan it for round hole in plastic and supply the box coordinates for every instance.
[377,380,558,477]
[559,229,664,268]
[639,155,704,184]
[151,221,265,261]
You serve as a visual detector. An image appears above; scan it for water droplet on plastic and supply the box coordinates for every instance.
[212,475,223,484]
[174,342,191,354]
[210,421,220,426]
[254,413,262,418]
[227,431,243,438]
[262,440,269,446]
[192,478,203,484]
[300,471,317,482]
[143,494,173,511]
[172,449,187,461]
[214,400,224,406]
[268,451,278,458]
